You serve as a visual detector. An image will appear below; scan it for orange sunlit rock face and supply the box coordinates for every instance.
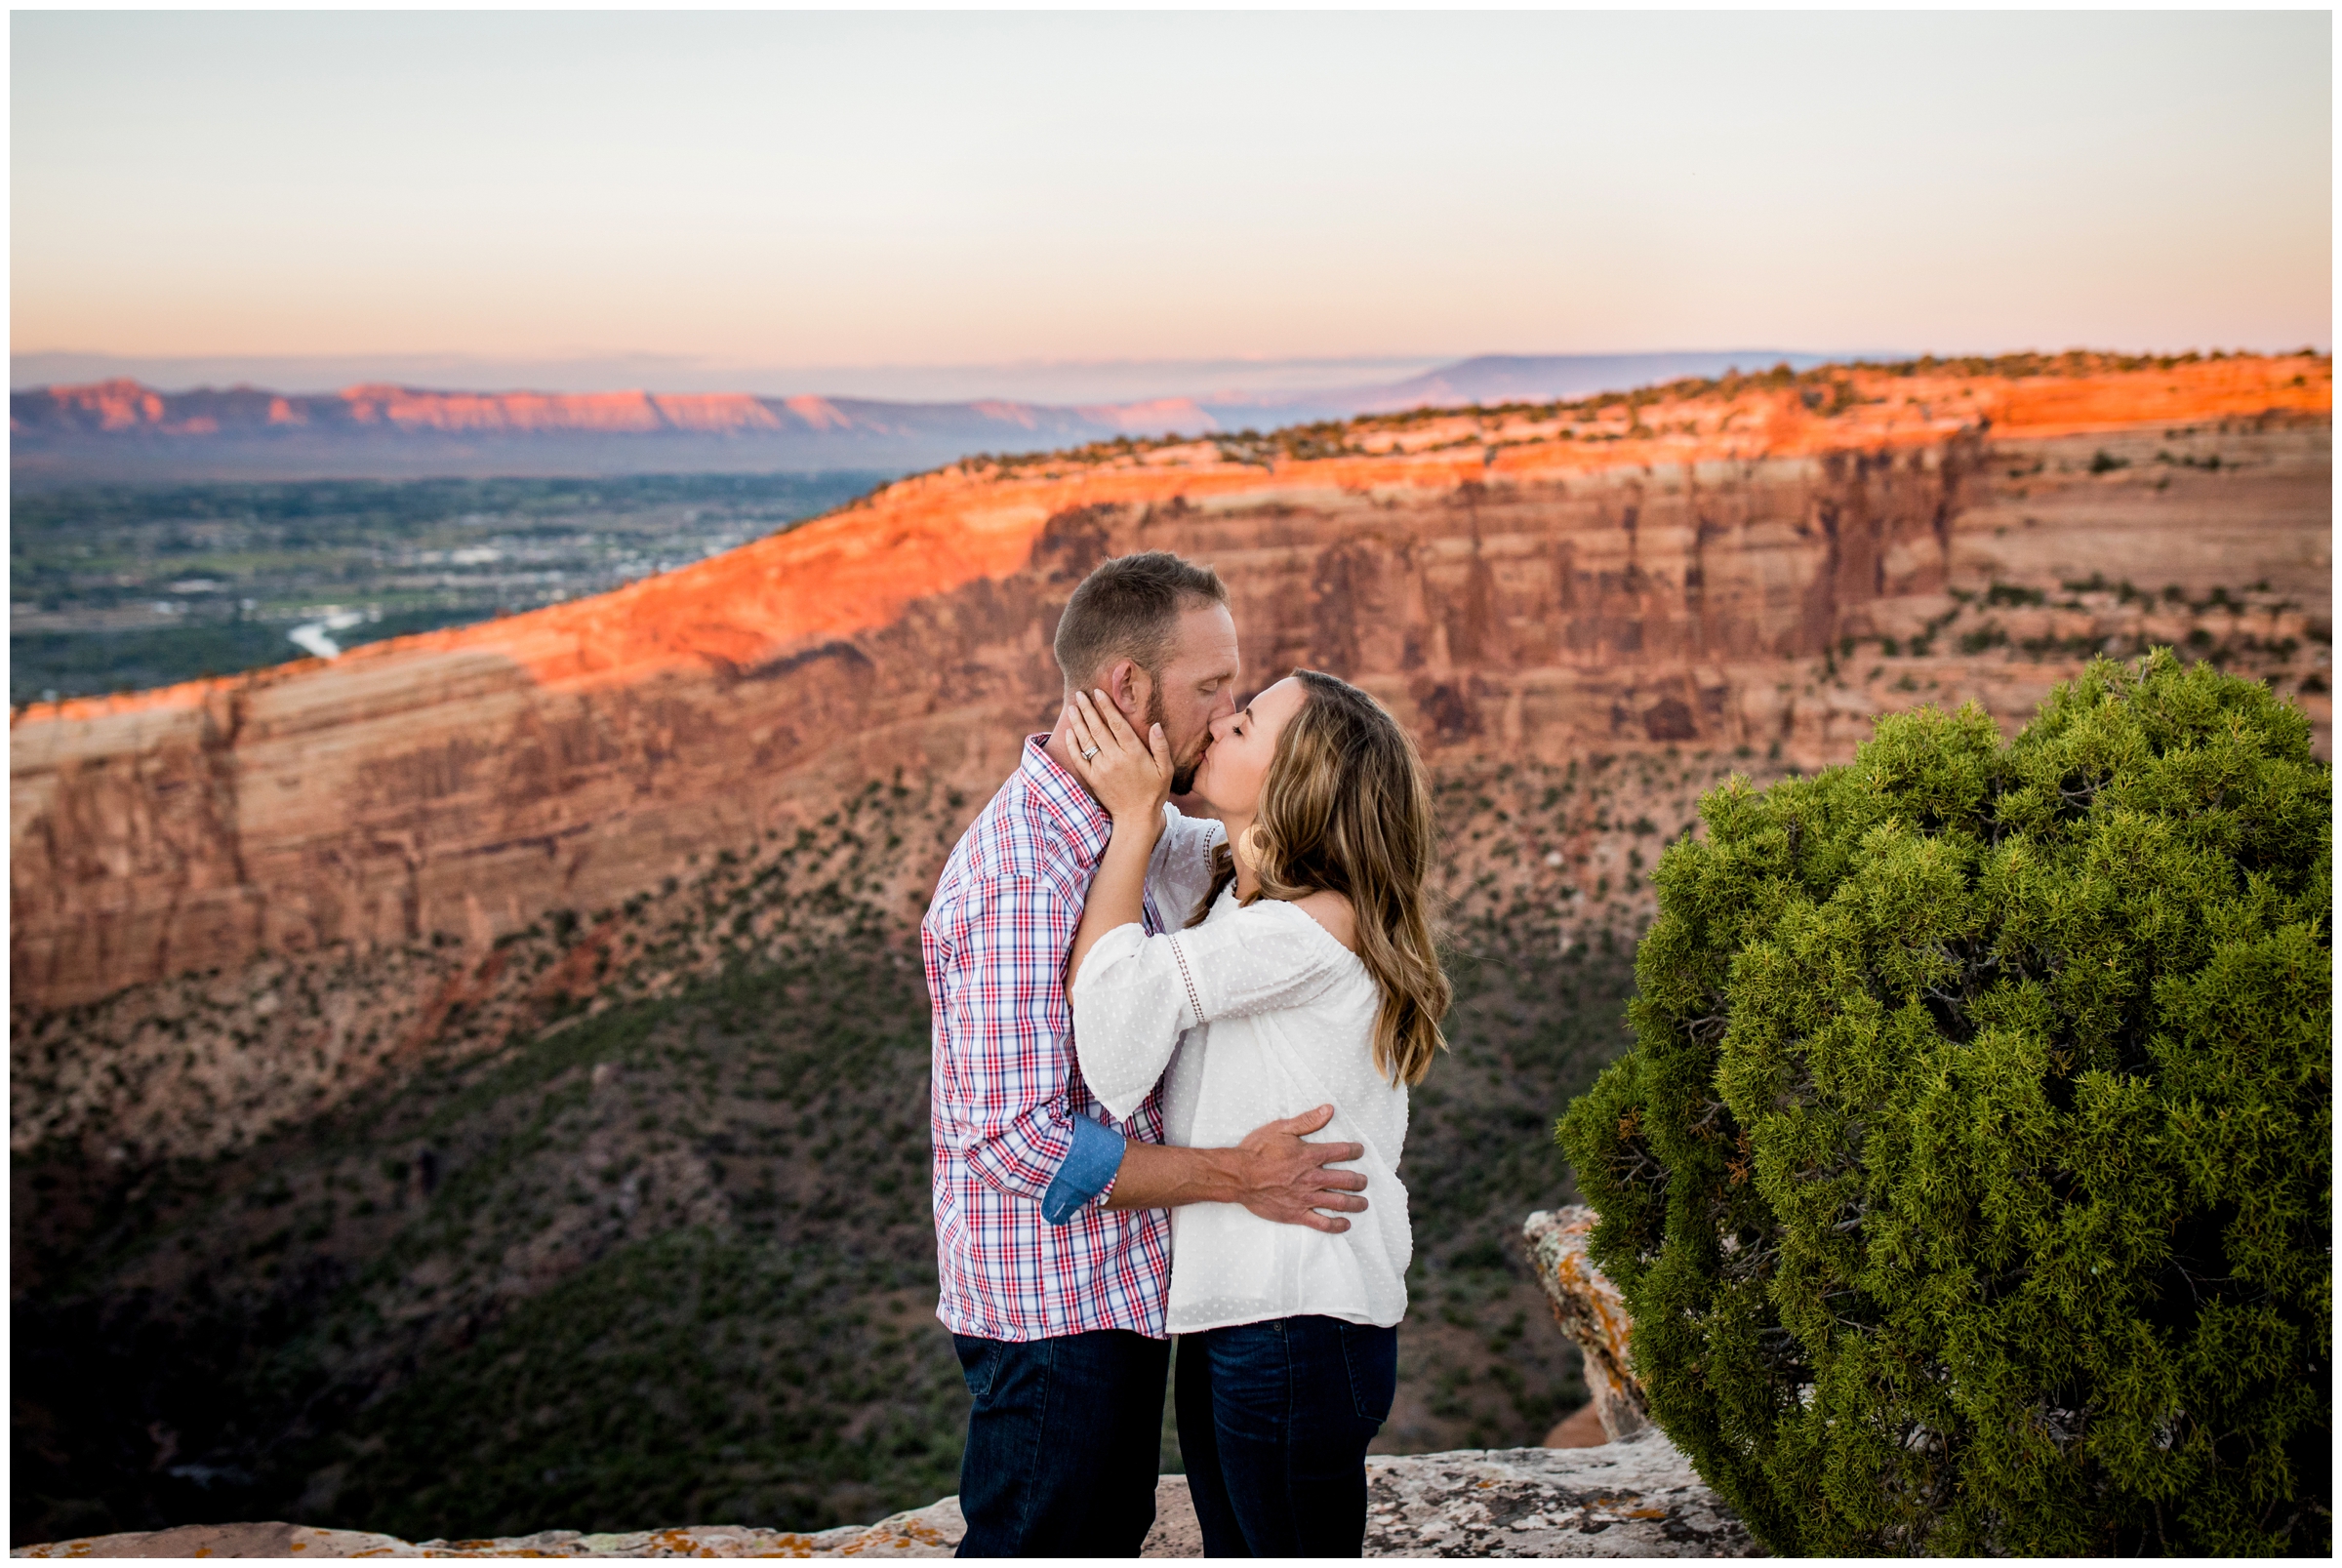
[329,385,793,434]
[10,382,1126,445]
[9,382,802,437]
[22,378,167,431]
[11,354,2329,1010]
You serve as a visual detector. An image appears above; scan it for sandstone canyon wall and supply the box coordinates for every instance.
[17,357,2327,998]
[12,354,2329,1154]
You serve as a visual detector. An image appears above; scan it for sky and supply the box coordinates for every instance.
[11,10,2332,399]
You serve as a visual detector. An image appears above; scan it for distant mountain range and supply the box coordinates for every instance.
[9,351,1830,487]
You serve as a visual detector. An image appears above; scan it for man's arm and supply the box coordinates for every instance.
[932,876,1093,1216]
[1102,1104,1370,1235]
[935,871,1349,1232]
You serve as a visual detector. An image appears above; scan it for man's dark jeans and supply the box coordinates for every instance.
[951,1328,1170,1557]
[1175,1314,1398,1556]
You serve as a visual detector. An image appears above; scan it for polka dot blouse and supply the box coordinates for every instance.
[1072,866,1410,1334]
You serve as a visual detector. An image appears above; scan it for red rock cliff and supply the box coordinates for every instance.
[12,355,2329,1013]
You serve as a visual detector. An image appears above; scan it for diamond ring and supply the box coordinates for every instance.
[1080,746,1100,760]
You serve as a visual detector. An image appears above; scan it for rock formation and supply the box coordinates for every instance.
[15,356,2325,999]
[8,352,1827,485]
[12,1443,1757,1557]
[3,379,1241,447]
[11,353,2329,1163]
[1524,1207,1650,1444]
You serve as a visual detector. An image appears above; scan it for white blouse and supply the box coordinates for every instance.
[1072,835,1411,1334]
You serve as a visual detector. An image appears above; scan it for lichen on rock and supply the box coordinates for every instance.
[1522,1206,1651,1444]
[14,1447,1758,1559]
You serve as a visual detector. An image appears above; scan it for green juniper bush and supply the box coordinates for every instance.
[1559,649,2331,1555]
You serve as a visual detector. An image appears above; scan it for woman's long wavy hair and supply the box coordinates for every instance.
[1189,668,1450,1087]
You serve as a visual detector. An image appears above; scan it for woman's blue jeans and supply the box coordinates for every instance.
[1175,1315,1398,1557]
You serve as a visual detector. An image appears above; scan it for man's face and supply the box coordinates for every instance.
[1139,603,1240,795]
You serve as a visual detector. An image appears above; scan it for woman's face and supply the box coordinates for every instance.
[1190,676,1308,819]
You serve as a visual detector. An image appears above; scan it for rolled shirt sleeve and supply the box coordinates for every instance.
[1040,1112,1128,1224]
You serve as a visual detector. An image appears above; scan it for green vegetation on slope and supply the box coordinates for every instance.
[15,760,1661,1546]
[16,919,952,1543]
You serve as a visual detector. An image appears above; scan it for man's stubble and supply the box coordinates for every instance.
[1146,684,1205,796]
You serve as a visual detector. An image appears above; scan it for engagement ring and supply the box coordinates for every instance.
[1080,746,1099,760]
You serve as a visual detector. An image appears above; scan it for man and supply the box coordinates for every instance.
[924,551,1371,1556]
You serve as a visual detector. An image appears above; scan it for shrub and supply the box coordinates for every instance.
[1557,651,2330,1554]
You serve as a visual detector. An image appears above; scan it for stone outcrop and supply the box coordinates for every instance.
[7,1509,967,1559]
[1525,1206,1651,1443]
[1360,1441,1756,1557]
[13,1444,1756,1558]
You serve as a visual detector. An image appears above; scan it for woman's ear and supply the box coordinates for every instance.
[1232,823,1269,874]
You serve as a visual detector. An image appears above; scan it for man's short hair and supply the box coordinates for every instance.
[1053,551,1228,688]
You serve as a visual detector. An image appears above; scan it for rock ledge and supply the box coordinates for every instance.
[14,1438,1756,1558]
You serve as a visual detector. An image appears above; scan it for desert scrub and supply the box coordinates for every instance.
[1558,650,2330,1554]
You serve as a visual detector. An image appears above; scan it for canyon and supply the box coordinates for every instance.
[10,351,2329,1547]
[14,352,2329,1028]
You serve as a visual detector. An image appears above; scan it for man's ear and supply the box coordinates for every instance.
[1103,658,1150,720]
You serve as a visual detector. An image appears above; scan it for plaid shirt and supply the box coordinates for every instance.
[924,735,1190,1341]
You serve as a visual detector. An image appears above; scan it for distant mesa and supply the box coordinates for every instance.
[6,376,1228,486]
[7,352,1833,487]
[1355,352,1827,414]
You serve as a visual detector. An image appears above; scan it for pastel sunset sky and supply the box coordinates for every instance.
[11,10,2331,398]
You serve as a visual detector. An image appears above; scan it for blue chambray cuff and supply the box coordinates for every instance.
[1039,1115,1127,1226]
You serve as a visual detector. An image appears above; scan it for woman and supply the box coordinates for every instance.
[1062,667,1450,1557]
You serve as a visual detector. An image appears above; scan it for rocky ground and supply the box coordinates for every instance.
[13,1435,1759,1558]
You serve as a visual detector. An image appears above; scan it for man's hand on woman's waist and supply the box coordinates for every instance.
[1101,1104,1368,1233]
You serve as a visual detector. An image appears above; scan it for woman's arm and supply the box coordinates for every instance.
[1064,689,1172,990]
[1075,898,1355,1111]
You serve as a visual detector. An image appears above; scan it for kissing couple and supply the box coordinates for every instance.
[924,550,1451,1556]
